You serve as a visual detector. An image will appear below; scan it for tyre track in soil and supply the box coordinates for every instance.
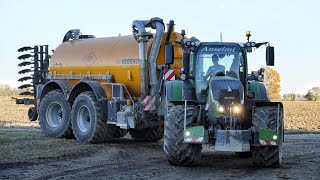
[1,134,320,179]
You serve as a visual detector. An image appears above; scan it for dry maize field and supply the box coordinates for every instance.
[0,97,319,131]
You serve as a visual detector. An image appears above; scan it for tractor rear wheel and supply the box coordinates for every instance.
[129,127,163,142]
[251,106,283,167]
[39,90,73,138]
[71,91,114,143]
[164,104,202,166]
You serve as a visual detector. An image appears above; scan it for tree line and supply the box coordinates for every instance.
[0,84,26,96]
[256,67,319,101]
[283,87,320,101]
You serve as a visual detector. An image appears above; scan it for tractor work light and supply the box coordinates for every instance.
[185,131,190,137]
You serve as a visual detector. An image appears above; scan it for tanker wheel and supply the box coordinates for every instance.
[129,127,163,142]
[28,107,38,121]
[251,106,284,167]
[71,91,115,143]
[38,90,73,138]
[164,104,202,166]
[112,125,128,138]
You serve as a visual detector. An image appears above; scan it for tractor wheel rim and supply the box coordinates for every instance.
[46,102,63,128]
[78,105,90,133]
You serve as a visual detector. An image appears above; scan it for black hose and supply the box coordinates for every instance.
[165,20,174,44]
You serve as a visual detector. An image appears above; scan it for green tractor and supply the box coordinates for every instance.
[163,31,283,167]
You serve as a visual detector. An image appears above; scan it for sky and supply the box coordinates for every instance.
[0,0,319,95]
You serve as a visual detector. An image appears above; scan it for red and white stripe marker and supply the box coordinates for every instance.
[141,96,156,111]
[259,140,279,145]
[184,137,205,143]
[164,69,175,81]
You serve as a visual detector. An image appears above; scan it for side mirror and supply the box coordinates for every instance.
[266,46,274,66]
[165,44,174,64]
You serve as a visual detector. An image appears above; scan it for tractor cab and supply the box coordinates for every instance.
[193,43,246,103]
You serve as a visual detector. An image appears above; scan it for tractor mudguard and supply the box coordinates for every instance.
[166,80,183,102]
[183,126,205,144]
[252,101,284,145]
[165,80,196,103]
[247,81,269,100]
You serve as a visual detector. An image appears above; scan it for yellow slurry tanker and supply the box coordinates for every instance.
[16,17,283,167]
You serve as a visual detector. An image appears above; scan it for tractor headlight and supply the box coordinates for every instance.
[232,105,242,114]
[185,131,190,137]
[217,106,225,113]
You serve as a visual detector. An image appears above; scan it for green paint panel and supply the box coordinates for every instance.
[247,81,262,99]
[184,126,205,138]
[259,128,278,141]
[173,81,183,100]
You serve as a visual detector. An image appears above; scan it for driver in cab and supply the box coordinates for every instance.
[204,54,225,80]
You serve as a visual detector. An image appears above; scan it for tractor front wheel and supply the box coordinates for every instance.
[164,104,202,166]
[251,106,284,167]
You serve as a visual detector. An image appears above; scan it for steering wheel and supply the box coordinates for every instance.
[226,70,238,79]
[211,70,225,77]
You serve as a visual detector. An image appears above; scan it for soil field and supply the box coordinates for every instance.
[1,97,320,131]
[0,127,319,179]
[0,97,320,179]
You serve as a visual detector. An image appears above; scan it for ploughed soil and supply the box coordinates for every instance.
[0,126,319,179]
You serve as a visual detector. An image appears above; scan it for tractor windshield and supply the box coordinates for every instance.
[194,44,244,102]
[196,44,244,80]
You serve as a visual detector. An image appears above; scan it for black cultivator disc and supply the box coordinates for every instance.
[18,69,32,74]
[18,54,33,60]
[18,76,33,82]
[18,84,33,89]
[17,46,33,52]
[19,92,34,96]
[18,61,33,67]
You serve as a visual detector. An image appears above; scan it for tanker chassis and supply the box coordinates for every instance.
[16,17,283,167]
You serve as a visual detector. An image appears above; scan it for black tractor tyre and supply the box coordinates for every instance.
[164,105,202,166]
[129,127,163,142]
[112,126,128,138]
[71,91,114,143]
[251,106,284,167]
[28,107,38,121]
[38,90,73,138]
